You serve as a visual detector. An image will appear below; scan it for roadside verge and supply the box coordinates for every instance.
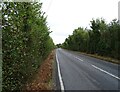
[63,49,120,65]
[23,50,55,91]
[79,52,120,65]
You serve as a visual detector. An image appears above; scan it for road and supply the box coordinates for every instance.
[55,48,120,90]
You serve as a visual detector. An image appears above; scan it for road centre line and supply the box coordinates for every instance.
[92,64,120,80]
[56,51,65,92]
[63,51,84,62]
[65,52,84,62]
[75,57,84,61]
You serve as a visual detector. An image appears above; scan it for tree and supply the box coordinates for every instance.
[63,27,89,52]
[62,18,120,60]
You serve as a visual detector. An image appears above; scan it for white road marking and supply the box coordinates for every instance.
[92,65,120,80]
[56,51,65,92]
[61,50,84,62]
[75,57,84,61]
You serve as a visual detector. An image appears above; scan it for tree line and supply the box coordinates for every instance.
[2,2,54,90]
[62,18,120,60]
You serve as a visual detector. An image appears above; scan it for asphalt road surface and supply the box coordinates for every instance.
[55,48,120,91]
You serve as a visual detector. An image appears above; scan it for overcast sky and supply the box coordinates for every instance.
[41,0,120,44]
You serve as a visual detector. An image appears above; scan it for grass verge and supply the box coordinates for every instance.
[80,52,120,65]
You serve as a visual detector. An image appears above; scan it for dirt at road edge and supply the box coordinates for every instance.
[23,50,55,91]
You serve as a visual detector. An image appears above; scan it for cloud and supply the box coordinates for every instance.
[41,0,119,44]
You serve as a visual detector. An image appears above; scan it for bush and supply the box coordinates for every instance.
[2,2,54,91]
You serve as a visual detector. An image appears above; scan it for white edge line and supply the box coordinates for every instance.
[92,64,120,80]
[56,51,65,91]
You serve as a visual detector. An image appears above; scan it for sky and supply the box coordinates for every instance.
[40,0,120,44]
